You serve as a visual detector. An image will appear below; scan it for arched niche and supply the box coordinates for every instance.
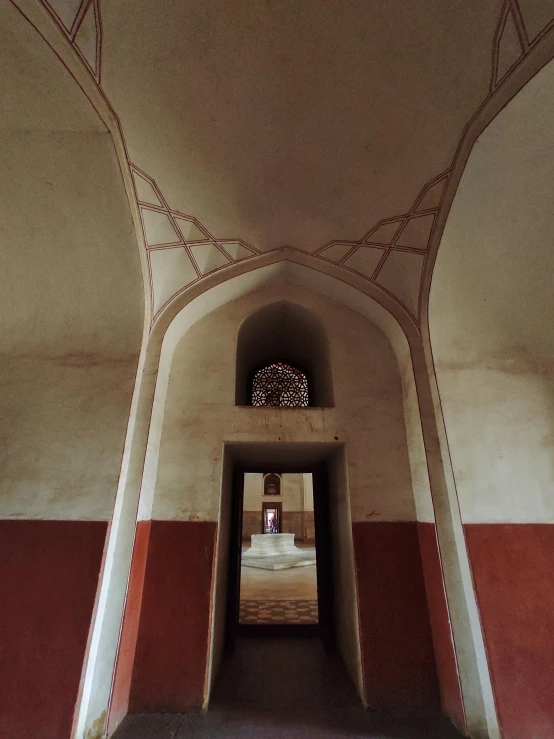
[263,473,281,496]
[235,301,334,407]
[135,259,433,529]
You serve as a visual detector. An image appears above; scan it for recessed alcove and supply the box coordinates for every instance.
[235,301,335,407]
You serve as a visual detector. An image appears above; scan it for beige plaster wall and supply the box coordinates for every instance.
[243,473,310,511]
[151,283,415,523]
[429,58,554,524]
[1,0,144,522]
[0,131,143,520]
[242,472,312,538]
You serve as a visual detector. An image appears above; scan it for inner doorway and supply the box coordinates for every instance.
[241,474,317,627]
[261,500,282,533]
[226,460,336,646]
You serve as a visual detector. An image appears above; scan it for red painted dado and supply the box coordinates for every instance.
[129,520,217,712]
[352,521,440,714]
[0,519,107,739]
[108,520,152,734]
[418,522,466,732]
[465,523,554,739]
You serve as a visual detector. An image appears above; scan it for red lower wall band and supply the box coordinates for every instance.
[14,516,552,738]
[465,523,554,739]
[352,521,440,714]
[0,519,107,739]
[129,520,217,712]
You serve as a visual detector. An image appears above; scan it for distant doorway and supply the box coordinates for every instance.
[243,477,315,627]
[226,464,335,646]
[261,501,282,533]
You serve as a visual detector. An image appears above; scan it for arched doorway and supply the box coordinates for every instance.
[111,278,443,728]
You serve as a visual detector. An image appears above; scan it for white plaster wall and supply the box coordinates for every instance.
[208,449,233,695]
[400,355,435,524]
[151,283,416,523]
[328,448,364,701]
[430,58,554,524]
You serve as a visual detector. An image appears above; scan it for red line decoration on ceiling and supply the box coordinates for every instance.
[34,0,554,327]
[130,165,262,323]
[313,170,449,321]
[40,0,102,83]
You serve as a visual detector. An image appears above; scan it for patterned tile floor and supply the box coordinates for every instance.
[239,599,318,624]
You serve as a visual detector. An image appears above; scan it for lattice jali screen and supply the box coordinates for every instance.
[251,362,309,407]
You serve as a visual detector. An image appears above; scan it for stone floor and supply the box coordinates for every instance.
[240,560,319,624]
[113,638,464,738]
[240,562,318,601]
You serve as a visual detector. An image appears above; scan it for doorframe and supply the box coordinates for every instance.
[225,460,335,646]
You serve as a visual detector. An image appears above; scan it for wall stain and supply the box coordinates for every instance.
[4,352,139,368]
[439,351,554,377]
[85,710,107,739]
[52,352,139,368]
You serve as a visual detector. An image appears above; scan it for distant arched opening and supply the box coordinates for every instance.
[263,473,281,496]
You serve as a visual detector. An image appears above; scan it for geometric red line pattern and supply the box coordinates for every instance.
[40,0,102,82]
[313,169,450,320]
[38,0,554,326]
[131,165,262,322]
[492,1,526,90]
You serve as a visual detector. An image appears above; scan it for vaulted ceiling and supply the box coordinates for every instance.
[100,0,499,252]
[12,0,554,323]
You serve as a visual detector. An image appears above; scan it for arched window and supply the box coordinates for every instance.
[251,362,309,407]
[263,473,281,496]
[235,301,334,407]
